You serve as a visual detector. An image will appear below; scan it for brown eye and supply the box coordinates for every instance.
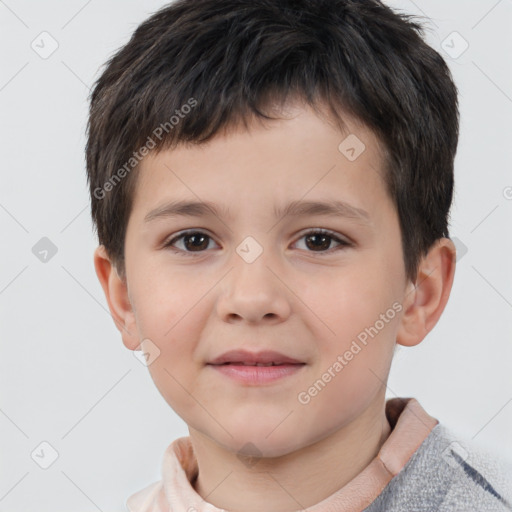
[294,229,351,254]
[182,233,209,251]
[164,231,216,253]
[304,232,332,251]
[164,228,351,257]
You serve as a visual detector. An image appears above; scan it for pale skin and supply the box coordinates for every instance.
[94,101,456,512]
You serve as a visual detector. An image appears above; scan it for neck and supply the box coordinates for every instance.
[189,393,391,512]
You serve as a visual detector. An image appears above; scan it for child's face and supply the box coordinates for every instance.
[121,103,412,456]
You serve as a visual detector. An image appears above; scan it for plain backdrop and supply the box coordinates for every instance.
[1,0,511,510]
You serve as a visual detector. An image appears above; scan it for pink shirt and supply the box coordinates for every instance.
[127,397,438,511]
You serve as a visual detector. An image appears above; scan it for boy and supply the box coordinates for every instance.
[86,0,512,510]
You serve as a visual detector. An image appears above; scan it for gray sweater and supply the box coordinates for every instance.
[364,422,512,511]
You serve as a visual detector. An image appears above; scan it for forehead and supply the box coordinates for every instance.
[131,104,390,222]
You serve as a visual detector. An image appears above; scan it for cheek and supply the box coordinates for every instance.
[299,261,395,335]
[132,266,204,334]
[302,263,399,382]
[141,317,206,420]
[129,275,203,391]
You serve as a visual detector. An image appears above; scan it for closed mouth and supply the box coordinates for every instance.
[211,362,305,366]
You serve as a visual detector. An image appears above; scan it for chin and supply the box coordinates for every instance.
[223,427,306,459]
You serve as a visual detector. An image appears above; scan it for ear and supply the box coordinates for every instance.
[93,245,140,351]
[396,237,456,347]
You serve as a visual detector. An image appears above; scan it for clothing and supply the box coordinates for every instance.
[126,397,512,511]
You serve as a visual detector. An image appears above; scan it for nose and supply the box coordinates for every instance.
[215,249,292,325]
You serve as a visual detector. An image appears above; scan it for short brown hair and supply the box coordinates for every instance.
[86,0,459,283]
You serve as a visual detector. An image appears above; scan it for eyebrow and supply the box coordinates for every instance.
[144,199,372,225]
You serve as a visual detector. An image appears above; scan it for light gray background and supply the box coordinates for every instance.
[1,0,511,510]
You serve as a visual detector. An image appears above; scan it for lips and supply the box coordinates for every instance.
[208,349,304,366]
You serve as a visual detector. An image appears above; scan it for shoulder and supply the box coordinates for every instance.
[125,436,196,511]
[126,480,164,512]
[365,423,512,512]
[438,424,512,511]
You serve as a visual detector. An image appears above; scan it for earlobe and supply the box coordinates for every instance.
[396,237,456,347]
[93,245,140,350]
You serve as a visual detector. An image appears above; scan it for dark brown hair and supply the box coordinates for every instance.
[86,0,459,283]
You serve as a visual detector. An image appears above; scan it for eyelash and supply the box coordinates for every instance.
[163,229,352,257]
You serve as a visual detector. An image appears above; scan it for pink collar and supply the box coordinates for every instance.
[127,397,438,511]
